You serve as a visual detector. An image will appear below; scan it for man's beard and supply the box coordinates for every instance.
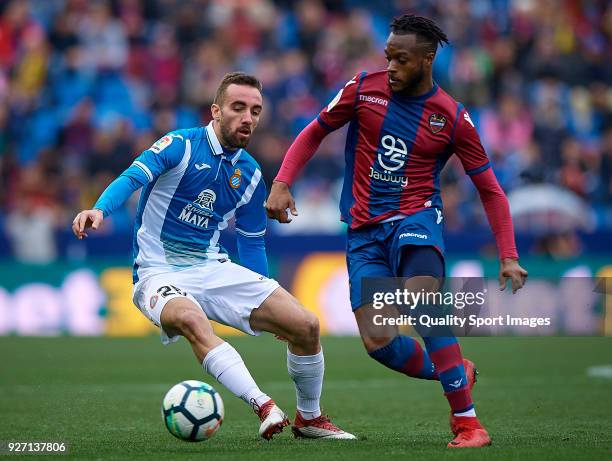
[219,119,249,149]
[400,63,425,94]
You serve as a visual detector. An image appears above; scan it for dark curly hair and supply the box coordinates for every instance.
[390,14,449,54]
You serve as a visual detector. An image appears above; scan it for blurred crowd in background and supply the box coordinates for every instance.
[0,0,611,262]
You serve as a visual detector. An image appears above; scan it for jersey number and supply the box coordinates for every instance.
[157,285,187,298]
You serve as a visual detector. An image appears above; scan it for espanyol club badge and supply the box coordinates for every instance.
[429,113,447,134]
[229,169,242,189]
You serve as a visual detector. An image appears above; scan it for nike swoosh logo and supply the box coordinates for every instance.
[195,163,211,170]
[449,379,463,389]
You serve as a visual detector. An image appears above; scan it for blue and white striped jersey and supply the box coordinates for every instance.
[94,122,269,283]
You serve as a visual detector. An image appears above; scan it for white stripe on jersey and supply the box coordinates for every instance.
[208,169,262,252]
[133,161,154,182]
[206,123,223,155]
[135,139,192,273]
[235,227,266,237]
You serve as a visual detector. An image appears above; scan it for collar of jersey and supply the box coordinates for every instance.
[392,82,439,102]
[205,121,242,165]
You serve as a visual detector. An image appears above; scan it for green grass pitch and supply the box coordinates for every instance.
[1,335,611,460]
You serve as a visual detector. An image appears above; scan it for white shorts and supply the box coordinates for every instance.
[132,260,280,344]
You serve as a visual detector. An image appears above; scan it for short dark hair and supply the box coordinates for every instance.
[390,14,449,54]
[214,72,263,105]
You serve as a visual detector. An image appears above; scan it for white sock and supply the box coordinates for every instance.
[454,408,477,417]
[203,342,269,407]
[287,348,324,420]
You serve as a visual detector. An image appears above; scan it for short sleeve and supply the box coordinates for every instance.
[316,72,365,131]
[453,108,491,176]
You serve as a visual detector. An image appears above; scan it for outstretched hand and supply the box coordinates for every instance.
[72,209,104,240]
[499,258,528,293]
[265,181,298,223]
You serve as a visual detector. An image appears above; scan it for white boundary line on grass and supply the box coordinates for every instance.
[586,365,612,379]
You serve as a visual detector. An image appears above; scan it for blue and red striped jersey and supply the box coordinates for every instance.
[317,70,490,229]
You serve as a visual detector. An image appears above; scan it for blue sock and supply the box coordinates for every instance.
[368,336,437,380]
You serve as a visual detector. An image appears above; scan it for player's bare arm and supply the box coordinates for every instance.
[71,209,104,240]
[266,181,298,223]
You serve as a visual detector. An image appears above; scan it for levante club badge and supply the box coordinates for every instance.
[429,113,446,134]
[230,169,242,189]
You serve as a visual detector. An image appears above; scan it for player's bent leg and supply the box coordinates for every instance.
[347,242,438,380]
[402,277,480,428]
[354,303,438,380]
[161,297,287,440]
[250,287,355,440]
[250,286,320,355]
[398,246,490,446]
[354,302,398,353]
[160,297,223,363]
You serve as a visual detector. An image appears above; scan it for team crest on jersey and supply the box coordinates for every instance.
[149,135,173,153]
[229,169,242,189]
[429,113,447,134]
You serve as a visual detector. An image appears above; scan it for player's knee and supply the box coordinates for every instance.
[174,309,207,341]
[304,311,320,341]
[361,335,394,354]
[294,310,320,346]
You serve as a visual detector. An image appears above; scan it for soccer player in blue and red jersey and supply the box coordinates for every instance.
[266,15,528,448]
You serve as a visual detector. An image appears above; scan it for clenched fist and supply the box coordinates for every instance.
[265,181,298,224]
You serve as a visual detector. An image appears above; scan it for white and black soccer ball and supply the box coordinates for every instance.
[161,380,224,442]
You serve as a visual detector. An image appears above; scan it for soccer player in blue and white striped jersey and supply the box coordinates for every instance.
[72,73,354,440]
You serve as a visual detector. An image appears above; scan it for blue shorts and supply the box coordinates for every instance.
[346,208,445,310]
